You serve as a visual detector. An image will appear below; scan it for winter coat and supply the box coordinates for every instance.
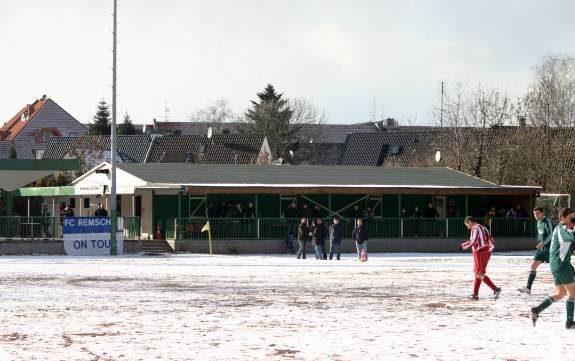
[352,225,369,244]
[329,223,343,244]
[298,223,310,241]
[313,223,327,246]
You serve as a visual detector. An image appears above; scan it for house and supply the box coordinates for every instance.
[0,96,87,159]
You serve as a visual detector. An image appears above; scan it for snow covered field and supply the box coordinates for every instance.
[0,253,571,360]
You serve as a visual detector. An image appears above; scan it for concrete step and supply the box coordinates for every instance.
[141,239,173,255]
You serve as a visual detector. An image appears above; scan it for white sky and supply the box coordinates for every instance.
[1,0,574,125]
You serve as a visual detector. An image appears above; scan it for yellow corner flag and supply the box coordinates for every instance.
[201,221,210,233]
[201,221,213,256]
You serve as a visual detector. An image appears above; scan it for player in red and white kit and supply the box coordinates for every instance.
[459,216,502,300]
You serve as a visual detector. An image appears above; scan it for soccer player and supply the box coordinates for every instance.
[518,207,555,294]
[459,216,502,300]
[530,208,575,329]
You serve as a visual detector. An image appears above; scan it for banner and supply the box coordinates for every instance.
[63,217,124,256]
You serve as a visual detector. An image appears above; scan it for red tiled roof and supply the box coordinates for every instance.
[0,98,49,141]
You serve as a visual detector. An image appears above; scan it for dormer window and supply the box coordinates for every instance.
[34,128,62,143]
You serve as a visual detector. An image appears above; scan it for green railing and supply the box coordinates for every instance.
[167,217,537,241]
[0,217,141,240]
[123,217,142,239]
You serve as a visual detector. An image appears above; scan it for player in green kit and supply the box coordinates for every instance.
[518,207,555,294]
[530,208,575,329]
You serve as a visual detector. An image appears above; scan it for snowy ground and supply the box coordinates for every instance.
[0,252,571,360]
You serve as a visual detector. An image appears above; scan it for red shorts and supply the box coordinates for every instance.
[473,248,491,274]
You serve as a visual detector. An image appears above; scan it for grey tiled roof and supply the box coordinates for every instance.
[0,141,35,159]
[146,135,206,163]
[42,135,153,163]
[340,131,440,166]
[200,134,265,164]
[146,134,266,164]
[146,121,380,144]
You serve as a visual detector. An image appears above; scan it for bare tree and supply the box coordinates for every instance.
[190,98,238,123]
[524,55,575,127]
[288,97,327,126]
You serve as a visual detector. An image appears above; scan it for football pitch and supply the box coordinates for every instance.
[0,253,570,360]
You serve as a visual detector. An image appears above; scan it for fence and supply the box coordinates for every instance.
[168,217,537,241]
[0,217,142,240]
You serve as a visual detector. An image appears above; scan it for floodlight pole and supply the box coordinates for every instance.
[439,81,444,166]
[110,0,118,255]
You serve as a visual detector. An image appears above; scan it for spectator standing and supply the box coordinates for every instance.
[313,218,327,260]
[41,205,51,239]
[424,202,438,237]
[312,205,323,219]
[206,202,217,219]
[296,218,311,259]
[329,217,343,260]
[60,204,74,237]
[353,205,362,220]
[283,202,299,253]
[94,203,108,217]
[506,207,517,219]
[283,202,298,219]
[352,218,369,261]
[245,201,256,239]
[300,203,313,219]
[411,206,422,237]
[217,201,228,218]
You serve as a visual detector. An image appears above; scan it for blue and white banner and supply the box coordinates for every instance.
[63,217,124,256]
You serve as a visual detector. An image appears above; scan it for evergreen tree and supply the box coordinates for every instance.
[245,84,294,157]
[89,99,111,135]
[118,112,138,135]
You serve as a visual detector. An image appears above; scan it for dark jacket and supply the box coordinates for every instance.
[206,206,217,219]
[244,206,256,218]
[283,206,298,219]
[298,223,310,241]
[329,223,343,244]
[61,208,74,218]
[423,207,438,219]
[300,207,313,219]
[352,225,368,244]
[313,223,327,246]
[94,207,108,217]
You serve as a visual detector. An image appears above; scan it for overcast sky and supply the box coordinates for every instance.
[1,0,575,126]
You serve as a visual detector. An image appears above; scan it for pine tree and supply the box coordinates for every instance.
[89,99,111,135]
[245,84,293,157]
[118,112,138,135]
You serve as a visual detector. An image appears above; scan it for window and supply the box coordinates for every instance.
[83,198,90,209]
[69,198,76,208]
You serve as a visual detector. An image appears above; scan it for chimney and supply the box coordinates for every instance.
[518,116,527,128]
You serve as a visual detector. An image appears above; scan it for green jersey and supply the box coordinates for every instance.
[537,217,554,246]
[549,224,575,272]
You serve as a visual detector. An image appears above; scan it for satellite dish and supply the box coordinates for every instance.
[207,126,213,139]
[435,150,442,163]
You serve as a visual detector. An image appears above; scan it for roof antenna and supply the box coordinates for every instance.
[164,100,170,122]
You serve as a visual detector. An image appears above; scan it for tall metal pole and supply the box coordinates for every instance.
[439,81,444,166]
[110,0,118,255]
